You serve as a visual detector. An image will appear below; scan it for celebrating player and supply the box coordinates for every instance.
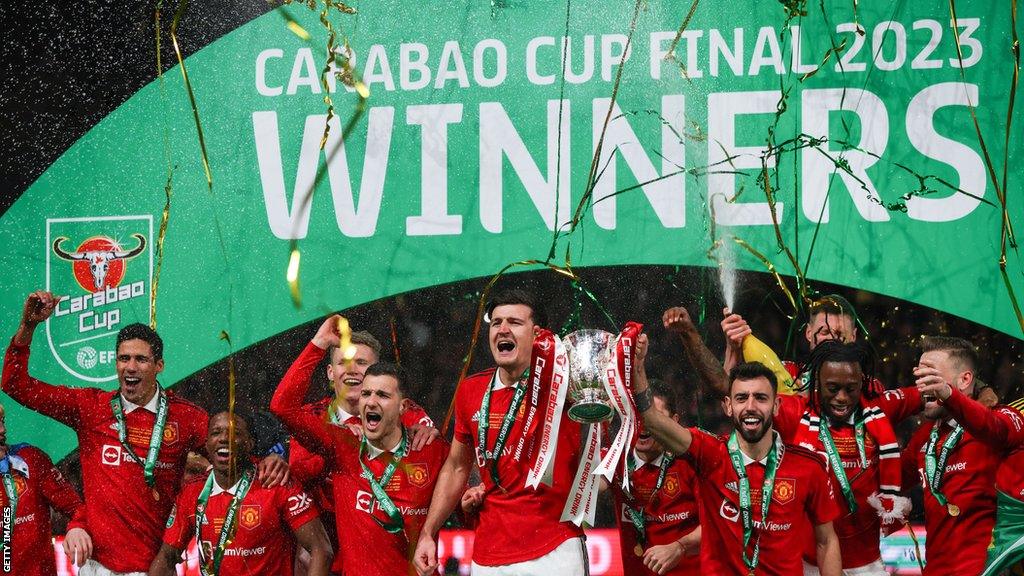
[633,332,842,575]
[0,403,92,576]
[414,289,587,575]
[901,336,1000,575]
[2,290,288,575]
[151,411,333,576]
[915,340,1024,575]
[272,315,449,575]
[608,379,700,575]
[285,326,436,575]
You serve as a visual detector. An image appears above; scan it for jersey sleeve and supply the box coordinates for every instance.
[279,481,319,531]
[876,386,923,424]
[773,394,806,442]
[945,391,1024,449]
[402,400,435,428]
[34,447,85,525]
[289,438,327,484]
[900,424,930,492]
[270,343,346,464]
[162,485,196,551]
[2,340,88,426]
[685,428,725,475]
[805,458,841,526]
[452,384,473,446]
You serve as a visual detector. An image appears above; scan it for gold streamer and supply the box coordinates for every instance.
[150,173,172,330]
[336,315,356,368]
[732,236,798,315]
[169,0,213,190]
[949,0,1024,333]
[219,331,237,483]
[286,246,302,307]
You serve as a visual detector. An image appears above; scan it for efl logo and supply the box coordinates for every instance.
[45,216,153,383]
[101,444,122,466]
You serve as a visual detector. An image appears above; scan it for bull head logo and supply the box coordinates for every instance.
[52,233,146,291]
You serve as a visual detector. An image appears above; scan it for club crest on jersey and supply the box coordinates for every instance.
[407,463,429,488]
[11,476,27,498]
[773,478,796,505]
[239,504,261,530]
[662,473,680,497]
[162,422,179,445]
[45,216,153,384]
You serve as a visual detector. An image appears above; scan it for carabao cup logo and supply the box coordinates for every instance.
[46,216,153,383]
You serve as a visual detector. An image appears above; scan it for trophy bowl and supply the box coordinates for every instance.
[562,329,615,424]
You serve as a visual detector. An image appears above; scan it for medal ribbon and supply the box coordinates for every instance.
[622,452,675,547]
[816,413,865,513]
[477,369,528,490]
[1,459,18,572]
[727,431,781,575]
[109,391,169,486]
[924,421,964,508]
[358,430,409,534]
[195,467,255,576]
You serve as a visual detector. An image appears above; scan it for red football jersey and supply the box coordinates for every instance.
[272,341,449,575]
[611,453,700,575]
[903,418,999,576]
[163,472,319,576]
[453,368,585,566]
[773,388,921,568]
[0,444,85,576]
[944,390,1024,499]
[687,428,840,576]
[2,341,208,573]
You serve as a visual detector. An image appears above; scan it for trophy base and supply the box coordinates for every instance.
[568,401,614,424]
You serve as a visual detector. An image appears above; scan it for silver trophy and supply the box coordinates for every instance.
[562,329,615,423]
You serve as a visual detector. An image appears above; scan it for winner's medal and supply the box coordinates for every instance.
[948,503,960,517]
[152,487,160,501]
[633,543,644,556]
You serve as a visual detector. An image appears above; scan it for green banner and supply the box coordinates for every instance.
[1,0,1020,460]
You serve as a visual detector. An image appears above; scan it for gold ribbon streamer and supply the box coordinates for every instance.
[731,236,798,315]
[219,331,237,483]
[169,0,213,190]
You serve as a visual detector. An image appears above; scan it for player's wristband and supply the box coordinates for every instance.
[633,387,653,412]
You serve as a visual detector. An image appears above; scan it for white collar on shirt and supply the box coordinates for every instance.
[5,454,29,478]
[632,448,665,468]
[490,370,524,391]
[365,436,404,460]
[121,390,161,414]
[739,431,783,466]
[211,476,244,496]
[335,405,356,422]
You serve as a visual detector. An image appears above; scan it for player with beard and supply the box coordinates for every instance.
[609,379,700,575]
[2,291,290,576]
[285,327,437,575]
[915,339,1024,575]
[898,336,1001,576]
[414,289,587,576]
[152,411,333,576]
[632,333,842,576]
[272,316,450,575]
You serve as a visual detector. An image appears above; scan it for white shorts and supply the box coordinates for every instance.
[471,536,588,576]
[78,559,147,576]
[803,558,887,576]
